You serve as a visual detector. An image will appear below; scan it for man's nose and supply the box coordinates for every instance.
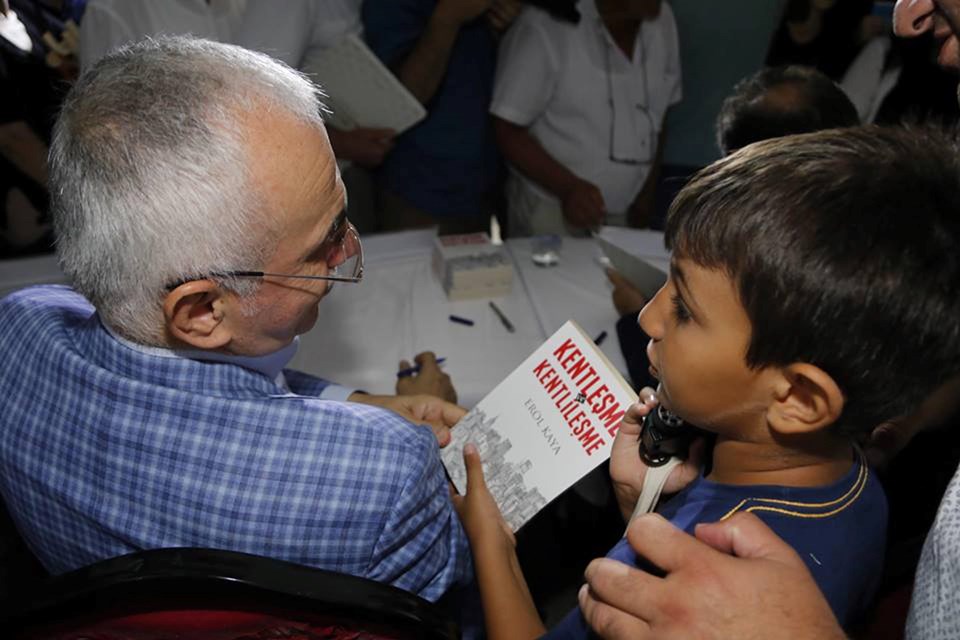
[894,0,936,37]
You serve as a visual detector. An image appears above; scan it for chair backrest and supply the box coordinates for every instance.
[0,494,48,601]
[1,548,460,640]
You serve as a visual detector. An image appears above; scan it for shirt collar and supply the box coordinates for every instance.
[101,319,300,383]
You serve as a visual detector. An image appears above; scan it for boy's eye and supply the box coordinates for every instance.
[671,294,691,324]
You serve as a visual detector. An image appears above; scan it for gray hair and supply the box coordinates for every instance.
[51,36,327,344]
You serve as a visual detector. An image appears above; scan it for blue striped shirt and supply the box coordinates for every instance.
[0,285,472,601]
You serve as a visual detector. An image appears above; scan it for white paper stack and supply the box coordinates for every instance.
[432,233,513,301]
[301,34,427,134]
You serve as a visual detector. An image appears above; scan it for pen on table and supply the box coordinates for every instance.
[489,301,515,333]
[449,314,475,326]
[594,330,608,346]
[397,357,447,378]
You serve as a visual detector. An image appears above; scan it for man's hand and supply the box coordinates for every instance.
[606,267,647,316]
[396,351,457,403]
[580,513,846,640]
[350,393,466,447]
[327,127,395,168]
[436,0,495,27]
[487,0,522,34]
[609,388,703,520]
[561,178,606,230]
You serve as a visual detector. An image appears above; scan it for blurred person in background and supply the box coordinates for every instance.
[236,0,390,233]
[362,0,522,235]
[491,0,680,236]
[79,0,243,69]
[0,0,79,256]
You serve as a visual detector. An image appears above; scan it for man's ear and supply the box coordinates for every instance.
[768,363,845,436]
[162,280,233,350]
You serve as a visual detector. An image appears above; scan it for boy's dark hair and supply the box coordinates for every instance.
[666,126,960,434]
[716,65,860,156]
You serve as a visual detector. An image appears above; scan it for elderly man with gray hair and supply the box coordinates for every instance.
[0,36,473,603]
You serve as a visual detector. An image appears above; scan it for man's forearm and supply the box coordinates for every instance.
[398,9,463,104]
[494,117,580,199]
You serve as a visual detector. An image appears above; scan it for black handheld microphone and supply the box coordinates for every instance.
[639,405,698,467]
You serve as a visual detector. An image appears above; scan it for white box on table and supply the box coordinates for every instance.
[432,233,513,301]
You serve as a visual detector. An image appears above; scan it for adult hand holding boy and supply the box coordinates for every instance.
[580,512,846,640]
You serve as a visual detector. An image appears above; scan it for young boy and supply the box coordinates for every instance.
[454,125,960,639]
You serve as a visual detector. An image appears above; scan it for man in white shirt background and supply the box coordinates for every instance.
[491,0,681,236]
[79,0,244,70]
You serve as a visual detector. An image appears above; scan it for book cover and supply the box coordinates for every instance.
[302,34,427,133]
[594,232,668,301]
[441,320,638,531]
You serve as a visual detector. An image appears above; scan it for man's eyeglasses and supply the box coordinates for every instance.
[166,219,364,290]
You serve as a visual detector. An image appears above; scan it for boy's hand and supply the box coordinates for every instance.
[451,443,516,553]
[610,387,704,520]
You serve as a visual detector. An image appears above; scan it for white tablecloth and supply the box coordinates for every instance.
[0,228,669,408]
[292,227,669,408]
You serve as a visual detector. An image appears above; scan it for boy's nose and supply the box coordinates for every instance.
[894,0,937,37]
[637,291,662,340]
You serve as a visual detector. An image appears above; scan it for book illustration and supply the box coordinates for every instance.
[445,407,548,531]
[301,34,426,133]
[442,321,637,531]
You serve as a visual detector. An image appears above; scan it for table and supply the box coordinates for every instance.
[0,228,668,408]
[291,227,669,408]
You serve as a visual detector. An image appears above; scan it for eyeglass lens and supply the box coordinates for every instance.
[325,223,363,280]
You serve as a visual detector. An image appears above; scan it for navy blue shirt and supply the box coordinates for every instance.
[363,0,499,217]
[544,453,887,638]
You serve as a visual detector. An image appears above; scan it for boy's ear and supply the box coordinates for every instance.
[162,280,233,350]
[768,363,845,435]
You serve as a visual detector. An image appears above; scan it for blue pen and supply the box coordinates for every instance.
[397,357,447,378]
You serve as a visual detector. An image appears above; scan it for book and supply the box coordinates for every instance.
[432,233,513,301]
[594,229,669,301]
[301,34,427,134]
[441,320,637,531]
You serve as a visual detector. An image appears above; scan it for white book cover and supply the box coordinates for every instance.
[442,320,638,531]
[594,229,669,301]
[302,34,427,133]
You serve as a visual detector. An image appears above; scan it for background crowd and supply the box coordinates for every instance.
[3,0,958,257]
[3,2,960,639]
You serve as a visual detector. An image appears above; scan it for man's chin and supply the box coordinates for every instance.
[296,305,320,335]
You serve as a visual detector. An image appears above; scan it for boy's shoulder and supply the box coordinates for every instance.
[653,456,887,625]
